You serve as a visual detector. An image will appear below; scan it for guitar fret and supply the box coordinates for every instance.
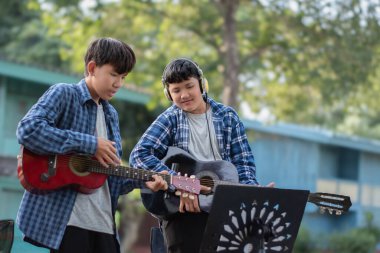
[89,165,173,185]
[90,165,166,182]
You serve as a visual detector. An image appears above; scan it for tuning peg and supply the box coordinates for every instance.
[189,194,195,200]
[335,210,342,216]
[182,192,189,198]
[177,172,181,176]
[328,209,333,215]
[190,175,196,179]
[184,173,188,177]
[175,190,182,196]
[319,207,326,214]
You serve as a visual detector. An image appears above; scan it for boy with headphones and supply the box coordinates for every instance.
[129,58,259,253]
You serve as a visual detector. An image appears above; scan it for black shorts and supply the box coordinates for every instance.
[162,212,209,253]
[50,226,118,253]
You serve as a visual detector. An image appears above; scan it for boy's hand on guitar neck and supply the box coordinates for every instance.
[145,170,169,192]
[95,138,120,168]
[97,138,216,197]
[95,138,169,192]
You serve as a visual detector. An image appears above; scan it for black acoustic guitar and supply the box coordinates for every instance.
[141,147,352,219]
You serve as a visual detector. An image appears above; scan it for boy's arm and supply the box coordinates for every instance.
[129,115,176,175]
[16,84,97,155]
[230,117,259,185]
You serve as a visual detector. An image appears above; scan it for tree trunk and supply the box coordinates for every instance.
[215,0,240,109]
[118,195,146,253]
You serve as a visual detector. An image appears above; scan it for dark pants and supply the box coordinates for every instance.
[162,212,209,253]
[50,226,118,253]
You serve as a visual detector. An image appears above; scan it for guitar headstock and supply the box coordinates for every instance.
[171,175,201,195]
[308,192,352,215]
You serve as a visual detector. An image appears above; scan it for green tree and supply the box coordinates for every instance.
[5,0,380,140]
[329,229,377,253]
[329,212,380,253]
[293,227,318,253]
[0,0,70,71]
[26,0,380,141]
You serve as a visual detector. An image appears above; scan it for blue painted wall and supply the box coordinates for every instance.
[244,120,380,237]
[0,177,48,252]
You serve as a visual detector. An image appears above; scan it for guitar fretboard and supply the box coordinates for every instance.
[86,161,172,184]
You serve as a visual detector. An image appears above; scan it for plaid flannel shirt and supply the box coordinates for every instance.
[129,97,259,185]
[16,79,142,250]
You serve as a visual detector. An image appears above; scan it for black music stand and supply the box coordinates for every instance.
[200,185,309,253]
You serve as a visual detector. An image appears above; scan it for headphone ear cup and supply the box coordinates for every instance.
[163,88,173,101]
[202,78,209,94]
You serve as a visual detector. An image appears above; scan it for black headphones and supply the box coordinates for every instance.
[162,58,208,101]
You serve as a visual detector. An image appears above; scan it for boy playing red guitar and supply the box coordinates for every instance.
[16,37,168,253]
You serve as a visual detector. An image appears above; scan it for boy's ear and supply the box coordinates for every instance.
[87,61,96,76]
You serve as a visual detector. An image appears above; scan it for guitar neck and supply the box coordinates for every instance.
[87,162,172,184]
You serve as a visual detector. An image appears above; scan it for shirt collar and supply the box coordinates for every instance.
[78,79,94,105]
[77,79,110,108]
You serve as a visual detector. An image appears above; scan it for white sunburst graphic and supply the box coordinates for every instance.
[215,200,292,252]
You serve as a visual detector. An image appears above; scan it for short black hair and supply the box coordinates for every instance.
[84,37,136,76]
[162,58,202,87]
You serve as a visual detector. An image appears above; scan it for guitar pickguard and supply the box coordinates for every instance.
[40,155,57,182]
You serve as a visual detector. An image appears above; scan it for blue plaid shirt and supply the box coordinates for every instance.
[16,79,142,250]
[129,97,258,185]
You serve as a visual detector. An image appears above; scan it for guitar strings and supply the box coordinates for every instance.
[46,155,173,182]
[29,153,349,213]
[39,155,228,188]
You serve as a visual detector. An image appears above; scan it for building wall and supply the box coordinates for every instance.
[1,79,46,157]
[0,177,48,252]
[0,80,6,156]
[359,152,380,226]
[247,127,380,235]
[318,145,339,178]
[0,77,50,252]
[253,132,319,191]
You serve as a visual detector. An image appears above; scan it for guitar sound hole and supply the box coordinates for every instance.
[200,176,215,189]
[69,156,91,176]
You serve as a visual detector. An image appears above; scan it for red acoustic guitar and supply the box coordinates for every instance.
[17,146,201,195]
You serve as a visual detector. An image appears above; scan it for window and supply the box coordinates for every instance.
[337,147,359,180]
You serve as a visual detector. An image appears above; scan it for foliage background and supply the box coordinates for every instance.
[3,0,380,140]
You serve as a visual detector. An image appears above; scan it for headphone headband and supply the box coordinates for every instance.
[161,58,203,86]
[162,58,207,101]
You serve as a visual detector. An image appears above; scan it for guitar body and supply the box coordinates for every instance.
[141,147,239,219]
[18,147,107,194]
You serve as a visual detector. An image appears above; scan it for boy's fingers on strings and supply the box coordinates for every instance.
[151,174,168,191]
[96,156,109,168]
